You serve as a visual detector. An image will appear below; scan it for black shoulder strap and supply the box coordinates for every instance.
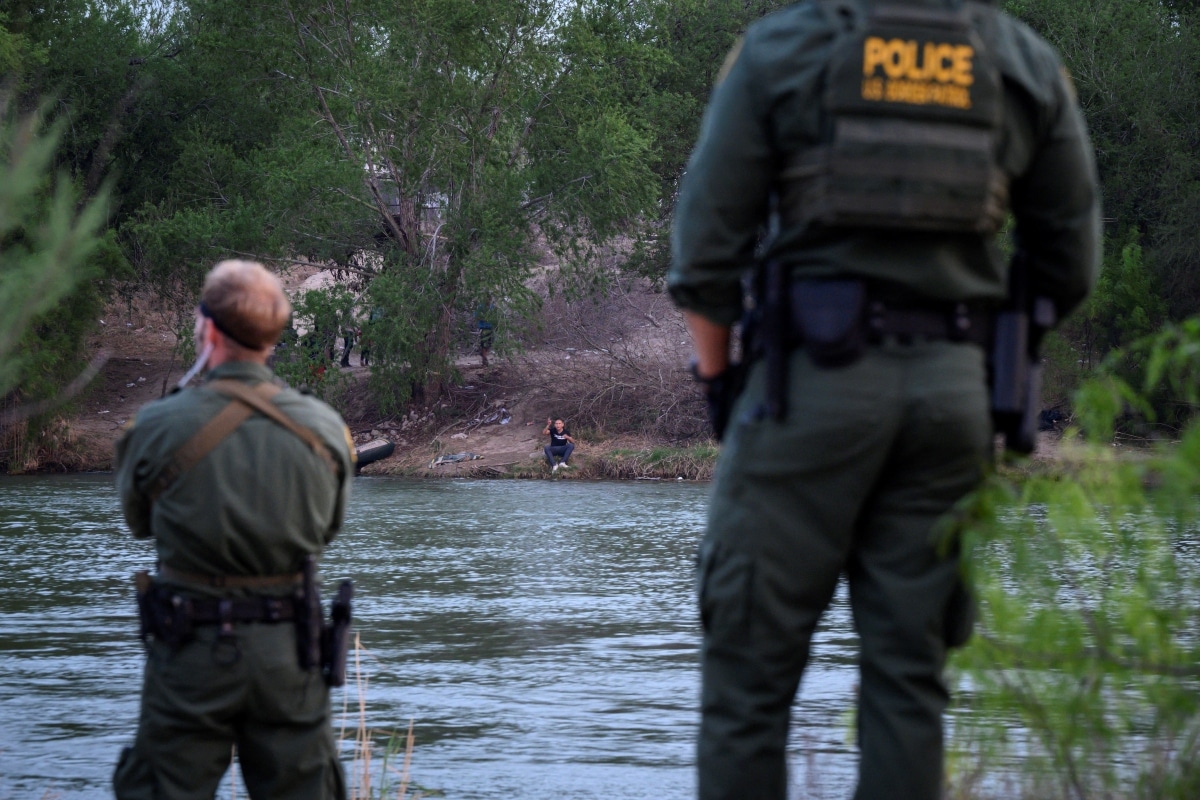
[145,380,339,501]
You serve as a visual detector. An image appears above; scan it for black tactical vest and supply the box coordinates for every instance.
[781,0,1007,234]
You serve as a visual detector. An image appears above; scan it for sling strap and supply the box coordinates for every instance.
[145,379,339,501]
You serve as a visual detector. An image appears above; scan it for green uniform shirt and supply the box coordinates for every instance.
[115,361,355,588]
[669,0,1101,325]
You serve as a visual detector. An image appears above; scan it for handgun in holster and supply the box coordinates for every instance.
[322,580,354,687]
[990,251,1056,454]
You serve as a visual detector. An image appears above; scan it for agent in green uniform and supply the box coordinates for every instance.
[113,260,356,800]
[669,1,1100,798]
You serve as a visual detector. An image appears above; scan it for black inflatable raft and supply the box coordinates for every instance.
[354,438,395,469]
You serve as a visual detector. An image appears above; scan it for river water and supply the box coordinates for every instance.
[0,475,860,800]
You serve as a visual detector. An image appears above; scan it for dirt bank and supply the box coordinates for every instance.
[4,267,714,477]
[5,265,1069,476]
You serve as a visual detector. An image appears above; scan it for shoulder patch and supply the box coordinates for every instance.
[716,37,745,87]
[1060,66,1077,100]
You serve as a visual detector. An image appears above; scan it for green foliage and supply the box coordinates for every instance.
[0,10,47,80]
[272,287,356,404]
[952,318,1200,798]
[0,99,112,398]
[23,0,1200,424]
[622,0,788,282]
[1082,232,1167,362]
[1006,0,1200,321]
[362,268,442,416]
[88,0,670,406]
[1046,231,1170,413]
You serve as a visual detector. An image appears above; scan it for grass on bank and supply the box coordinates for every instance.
[495,441,718,481]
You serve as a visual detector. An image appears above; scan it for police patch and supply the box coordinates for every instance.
[861,36,975,109]
[716,37,745,87]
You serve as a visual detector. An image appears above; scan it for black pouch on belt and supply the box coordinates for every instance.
[133,573,195,649]
[791,279,867,368]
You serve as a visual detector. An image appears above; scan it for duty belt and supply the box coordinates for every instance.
[135,569,301,653]
[182,594,298,625]
[786,280,993,350]
[157,563,303,590]
[860,301,993,347]
[755,270,996,422]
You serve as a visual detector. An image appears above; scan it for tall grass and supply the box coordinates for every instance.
[585,444,717,481]
[224,633,418,799]
[340,634,417,800]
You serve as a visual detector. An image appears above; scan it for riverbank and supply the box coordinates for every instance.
[1,269,718,476]
[3,265,1082,477]
[2,356,720,478]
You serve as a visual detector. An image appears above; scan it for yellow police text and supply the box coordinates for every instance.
[862,37,974,87]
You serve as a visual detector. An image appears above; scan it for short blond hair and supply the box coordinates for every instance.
[200,260,291,350]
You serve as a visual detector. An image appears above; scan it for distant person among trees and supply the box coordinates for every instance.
[475,298,496,367]
[543,417,575,471]
[359,307,382,367]
[339,324,357,367]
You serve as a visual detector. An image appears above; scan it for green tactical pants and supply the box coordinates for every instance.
[113,621,346,800]
[698,339,991,800]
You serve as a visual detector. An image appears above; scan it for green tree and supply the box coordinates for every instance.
[0,98,111,476]
[625,0,787,281]
[1047,230,1167,402]
[1007,0,1200,325]
[121,0,665,412]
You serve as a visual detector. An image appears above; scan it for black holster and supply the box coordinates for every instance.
[323,580,354,687]
[989,252,1055,454]
[295,555,324,672]
[295,556,354,686]
[758,274,870,423]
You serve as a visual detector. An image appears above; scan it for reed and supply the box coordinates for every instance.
[339,633,417,800]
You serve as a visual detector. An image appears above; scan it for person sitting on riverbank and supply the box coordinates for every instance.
[543,417,575,471]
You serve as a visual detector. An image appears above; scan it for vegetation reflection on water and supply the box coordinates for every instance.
[0,475,861,800]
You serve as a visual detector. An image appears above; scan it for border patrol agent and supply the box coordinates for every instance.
[669,1,1100,798]
[113,260,356,800]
